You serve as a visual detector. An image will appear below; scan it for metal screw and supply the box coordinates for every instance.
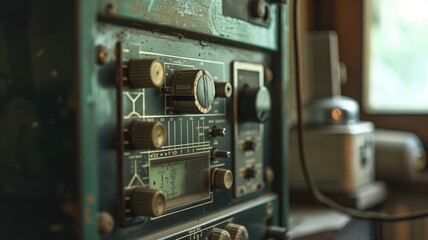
[266,201,274,215]
[105,3,117,15]
[97,45,110,65]
[98,212,114,236]
[264,166,275,185]
[252,0,267,19]
[265,67,273,84]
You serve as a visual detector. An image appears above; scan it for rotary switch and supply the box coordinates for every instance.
[128,121,166,149]
[209,228,232,240]
[225,224,249,240]
[127,59,165,88]
[171,70,216,114]
[211,168,233,190]
[130,187,166,217]
[238,85,271,123]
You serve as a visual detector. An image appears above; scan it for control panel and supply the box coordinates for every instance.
[96,24,279,235]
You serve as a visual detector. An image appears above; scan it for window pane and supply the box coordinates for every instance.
[367,0,428,112]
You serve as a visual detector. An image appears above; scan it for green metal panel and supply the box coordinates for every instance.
[77,0,99,239]
[1,1,289,239]
[97,0,278,51]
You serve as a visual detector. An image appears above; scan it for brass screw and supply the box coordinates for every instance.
[98,212,114,236]
[252,0,268,19]
[265,67,273,84]
[105,3,117,15]
[97,45,109,65]
[264,166,275,185]
[266,201,274,215]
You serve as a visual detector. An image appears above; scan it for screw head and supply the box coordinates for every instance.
[98,212,114,236]
[97,45,110,65]
[105,3,117,15]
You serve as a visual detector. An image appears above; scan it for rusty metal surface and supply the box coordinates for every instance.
[98,0,278,50]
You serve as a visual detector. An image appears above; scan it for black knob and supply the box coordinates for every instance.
[211,127,227,137]
[239,85,271,123]
[171,70,216,114]
[128,121,167,149]
[243,140,256,151]
[210,228,232,240]
[226,224,249,240]
[244,166,256,180]
[266,226,289,240]
[211,168,234,190]
[215,82,232,98]
[127,59,165,88]
[212,149,231,159]
[130,187,166,217]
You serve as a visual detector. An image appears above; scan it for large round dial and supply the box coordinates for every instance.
[171,70,216,114]
[238,85,271,123]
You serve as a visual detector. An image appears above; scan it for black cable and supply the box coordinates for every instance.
[292,0,428,222]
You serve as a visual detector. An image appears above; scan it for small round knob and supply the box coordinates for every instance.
[243,140,256,151]
[127,59,165,88]
[211,168,233,190]
[239,86,271,123]
[226,224,249,240]
[215,82,232,98]
[130,187,166,217]
[212,149,231,159]
[171,70,216,114]
[129,121,166,149]
[266,226,288,240]
[211,127,227,137]
[209,228,232,240]
[244,166,257,180]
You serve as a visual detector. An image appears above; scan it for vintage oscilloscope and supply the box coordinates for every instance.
[0,1,289,239]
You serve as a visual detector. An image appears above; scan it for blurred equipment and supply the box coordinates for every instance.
[374,129,428,183]
[290,31,376,195]
[0,1,289,239]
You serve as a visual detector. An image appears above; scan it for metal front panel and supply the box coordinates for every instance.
[1,1,289,239]
[97,0,278,51]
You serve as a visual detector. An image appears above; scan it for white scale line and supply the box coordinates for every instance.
[174,121,176,148]
[143,89,145,116]
[168,121,171,146]
[198,120,200,142]
[138,50,225,65]
[149,151,211,161]
[162,141,210,149]
[192,121,194,143]
[180,120,183,145]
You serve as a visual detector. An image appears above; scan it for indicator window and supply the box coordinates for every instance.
[149,153,210,211]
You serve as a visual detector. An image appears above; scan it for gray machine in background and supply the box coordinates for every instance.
[374,129,428,183]
[289,32,385,208]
